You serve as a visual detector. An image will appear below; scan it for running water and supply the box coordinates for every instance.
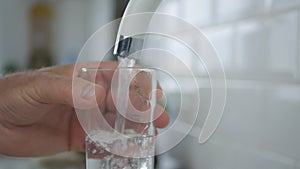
[85,57,156,169]
[114,56,136,134]
[118,56,136,68]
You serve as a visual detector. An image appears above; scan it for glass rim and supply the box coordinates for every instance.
[80,66,157,72]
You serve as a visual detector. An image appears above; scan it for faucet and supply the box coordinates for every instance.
[113,0,163,58]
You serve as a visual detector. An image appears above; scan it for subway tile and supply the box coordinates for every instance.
[234,20,269,77]
[272,0,300,10]
[268,11,298,77]
[202,26,234,74]
[159,0,212,27]
[140,32,208,77]
[234,11,298,80]
[213,0,265,23]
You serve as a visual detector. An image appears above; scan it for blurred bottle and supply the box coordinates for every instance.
[28,1,53,69]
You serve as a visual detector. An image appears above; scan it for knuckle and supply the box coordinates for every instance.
[28,71,71,104]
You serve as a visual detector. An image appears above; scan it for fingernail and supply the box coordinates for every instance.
[81,85,95,100]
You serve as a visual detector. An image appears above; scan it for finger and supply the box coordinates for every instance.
[105,88,169,127]
[154,108,169,128]
[39,62,119,77]
[156,83,163,100]
[103,112,115,128]
[69,113,85,152]
[33,72,106,109]
[106,90,116,113]
[104,107,169,129]
[40,62,164,103]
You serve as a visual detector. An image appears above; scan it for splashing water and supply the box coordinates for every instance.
[86,130,154,169]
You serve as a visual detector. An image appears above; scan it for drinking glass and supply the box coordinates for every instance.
[77,67,157,169]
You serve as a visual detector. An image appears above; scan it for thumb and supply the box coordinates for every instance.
[35,73,106,109]
[72,77,106,109]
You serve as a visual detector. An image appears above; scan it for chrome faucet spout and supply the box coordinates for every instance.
[113,0,163,58]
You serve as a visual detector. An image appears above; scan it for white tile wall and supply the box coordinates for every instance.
[203,25,234,73]
[268,11,298,77]
[159,0,212,27]
[158,0,300,81]
[213,0,265,23]
[272,0,300,10]
[155,0,300,169]
[234,19,270,77]
[233,11,299,80]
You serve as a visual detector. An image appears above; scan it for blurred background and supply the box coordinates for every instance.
[1,0,300,169]
[0,0,129,74]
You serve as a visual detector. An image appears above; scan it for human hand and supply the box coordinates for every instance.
[0,62,169,157]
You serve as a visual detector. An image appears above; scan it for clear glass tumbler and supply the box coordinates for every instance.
[77,67,157,169]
